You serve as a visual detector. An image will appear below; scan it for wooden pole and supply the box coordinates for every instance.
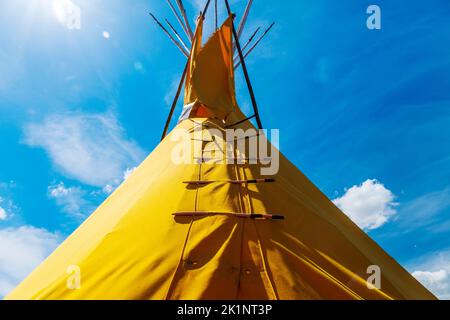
[176,0,194,40]
[165,18,190,53]
[233,26,260,64]
[160,0,212,141]
[237,0,253,40]
[235,22,274,69]
[149,13,189,58]
[166,0,191,43]
[224,0,263,129]
[161,63,188,140]
[214,0,218,30]
[202,0,212,17]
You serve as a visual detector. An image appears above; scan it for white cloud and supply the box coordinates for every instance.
[102,31,110,39]
[0,226,61,298]
[164,77,182,106]
[409,249,450,299]
[102,184,115,195]
[23,112,145,187]
[398,188,450,230]
[102,167,137,195]
[413,270,448,294]
[333,179,397,231]
[0,191,18,221]
[0,196,6,220]
[0,206,6,220]
[48,182,93,219]
[123,167,137,181]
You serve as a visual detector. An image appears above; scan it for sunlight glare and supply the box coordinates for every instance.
[52,0,81,29]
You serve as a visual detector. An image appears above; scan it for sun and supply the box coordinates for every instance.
[51,0,81,29]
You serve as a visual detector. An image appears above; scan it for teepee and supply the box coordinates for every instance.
[6,0,435,300]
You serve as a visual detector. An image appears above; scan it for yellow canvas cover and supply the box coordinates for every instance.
[5,17,436,300]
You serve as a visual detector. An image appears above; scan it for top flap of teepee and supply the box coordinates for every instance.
[183,16,238,121]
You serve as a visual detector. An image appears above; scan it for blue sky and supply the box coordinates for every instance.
[1,0,450,298]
